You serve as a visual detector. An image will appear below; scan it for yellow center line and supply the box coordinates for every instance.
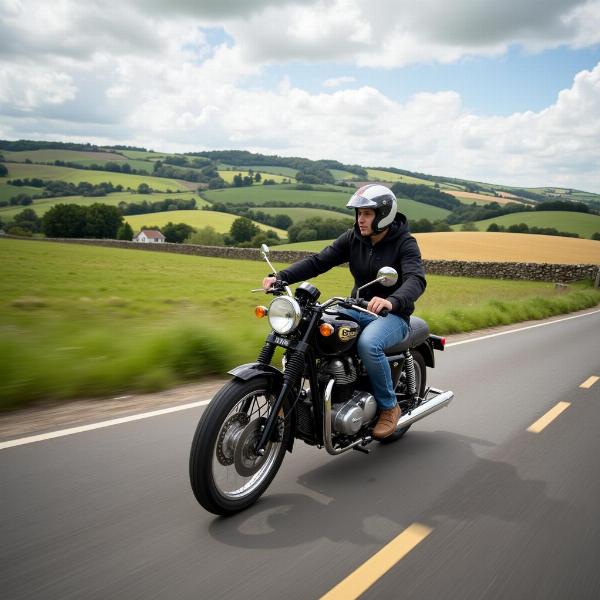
[320,523,432,600]
[580,376,599,389]
[527,401,571,433]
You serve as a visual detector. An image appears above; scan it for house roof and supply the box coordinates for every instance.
[138,229,165,239]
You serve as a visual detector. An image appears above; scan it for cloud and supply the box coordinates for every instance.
[323,76,356,88]
[0,0,599,191]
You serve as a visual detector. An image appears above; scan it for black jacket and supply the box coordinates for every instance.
[278,213,426,322]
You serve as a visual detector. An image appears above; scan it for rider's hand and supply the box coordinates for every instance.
[262,276,277,291]
[367,296,393,314]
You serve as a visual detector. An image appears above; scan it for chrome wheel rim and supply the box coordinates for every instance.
[211,389,282,500]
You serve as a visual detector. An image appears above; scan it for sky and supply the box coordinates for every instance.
[1,0,599,192]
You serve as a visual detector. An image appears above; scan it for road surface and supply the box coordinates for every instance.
[2,310,600,599]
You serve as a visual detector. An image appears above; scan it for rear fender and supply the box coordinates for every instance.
[415,340,435,368]
[228,362,295,452]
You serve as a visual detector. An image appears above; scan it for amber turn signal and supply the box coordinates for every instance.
[255,306,268,318]
[319,323,334,337]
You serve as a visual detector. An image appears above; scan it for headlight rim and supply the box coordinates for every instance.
[268,296,302,335]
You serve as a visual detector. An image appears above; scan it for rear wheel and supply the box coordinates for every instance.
[380,349,426,444]
[189,377,290,515]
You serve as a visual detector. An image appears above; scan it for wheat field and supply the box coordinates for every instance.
[414,232,600,264]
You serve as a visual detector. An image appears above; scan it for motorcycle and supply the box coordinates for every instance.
[189,245,454,515]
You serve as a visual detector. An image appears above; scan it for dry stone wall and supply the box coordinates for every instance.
[5,235,600,284]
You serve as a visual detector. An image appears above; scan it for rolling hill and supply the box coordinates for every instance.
[124,210,287,237]
[0,191,208,220]
[452,210,600,239]
[3,162,192,192]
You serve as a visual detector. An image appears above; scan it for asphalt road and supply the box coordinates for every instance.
[2,310,600,600]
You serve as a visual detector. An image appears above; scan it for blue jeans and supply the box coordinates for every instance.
[340,309,410,410]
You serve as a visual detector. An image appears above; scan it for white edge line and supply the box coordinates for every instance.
[446,308,600,347]
[3,307,600,450]
[0,399,211,450]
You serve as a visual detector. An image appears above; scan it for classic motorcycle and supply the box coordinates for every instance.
[189,245,454,515]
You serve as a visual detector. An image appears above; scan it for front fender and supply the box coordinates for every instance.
[228,363,295,452]
[228,362,284,387]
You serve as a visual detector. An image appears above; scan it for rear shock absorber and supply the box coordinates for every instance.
[405,350,417,397]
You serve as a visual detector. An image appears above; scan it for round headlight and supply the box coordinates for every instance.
[268,296,302,334]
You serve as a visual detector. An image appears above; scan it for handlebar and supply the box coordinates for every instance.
[340,297,389,318]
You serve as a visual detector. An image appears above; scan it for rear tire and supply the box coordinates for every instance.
[189,376,290,515]
[379,349,426,444]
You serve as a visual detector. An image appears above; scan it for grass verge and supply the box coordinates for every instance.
[1,238,598,410]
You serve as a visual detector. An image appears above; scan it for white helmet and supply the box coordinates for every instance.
[346,184,397,233]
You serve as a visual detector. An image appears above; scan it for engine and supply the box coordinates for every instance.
[321,357,378,436]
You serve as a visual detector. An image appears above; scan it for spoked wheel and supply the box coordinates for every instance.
[380,349,427,444]
[189,377,290,515]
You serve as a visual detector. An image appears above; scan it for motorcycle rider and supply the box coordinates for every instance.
[262,184,426,438]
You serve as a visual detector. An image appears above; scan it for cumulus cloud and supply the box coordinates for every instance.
[0,0,599,191]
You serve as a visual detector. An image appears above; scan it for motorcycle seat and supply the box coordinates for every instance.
[384,316,430,354]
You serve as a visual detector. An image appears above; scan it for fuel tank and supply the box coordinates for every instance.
[315,315,360,355]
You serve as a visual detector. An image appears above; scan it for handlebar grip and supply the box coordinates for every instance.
[356,298,389,317]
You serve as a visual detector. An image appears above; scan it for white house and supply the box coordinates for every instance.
[133,229,166,243]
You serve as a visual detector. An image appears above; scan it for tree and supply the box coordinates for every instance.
[42,204,88,238]
[254,172,262,183]
[273,214,293,230]
[137,183,151,194]
[161,221,196,243]
[84,204,123,238]
[592,232,600,241]
[185,226,225,246]
[487,223,501,232]
[117,222,134,240]
[233,173,244,187]
[229,217,260,244]
[12,208,41,233]
[460,222,478,231]
[0,163,8,177]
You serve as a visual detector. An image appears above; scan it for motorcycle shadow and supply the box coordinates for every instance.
[208,430,566,550]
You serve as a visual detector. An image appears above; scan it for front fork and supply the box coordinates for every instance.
[255,312,320,455]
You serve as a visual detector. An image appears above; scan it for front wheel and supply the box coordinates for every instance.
[189,377,290,515]
[379,349,427,444]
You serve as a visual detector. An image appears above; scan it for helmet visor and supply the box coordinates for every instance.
[346,194,377,209]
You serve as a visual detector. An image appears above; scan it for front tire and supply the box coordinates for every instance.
[379,349,427,444]
[189,376,290,515]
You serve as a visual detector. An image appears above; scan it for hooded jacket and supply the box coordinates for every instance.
[277,213,426,323]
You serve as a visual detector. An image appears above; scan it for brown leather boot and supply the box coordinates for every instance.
[373,405,401,439]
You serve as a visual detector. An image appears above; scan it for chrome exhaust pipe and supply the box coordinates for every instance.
[396,388,454,429]
[323,379,371,455]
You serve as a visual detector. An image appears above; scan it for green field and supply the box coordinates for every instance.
[329,169,358,181]
[227,165,298,179]
[454,211,600,238]
[0,184,42,202]
[217,170,291,184]
[1,238,598,408]
[0,191,208,220]
[203,184,350,207]
[258,206,354,223]
[366,169,437,186]
[125,210,287,237]
[2,149,156,174]
[202,184,450,221]
[2,149,128,165]
[3,162,191,192]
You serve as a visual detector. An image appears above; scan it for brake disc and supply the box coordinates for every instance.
[216,413,249,466]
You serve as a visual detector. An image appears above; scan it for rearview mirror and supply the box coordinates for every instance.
[377,267,398,287]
